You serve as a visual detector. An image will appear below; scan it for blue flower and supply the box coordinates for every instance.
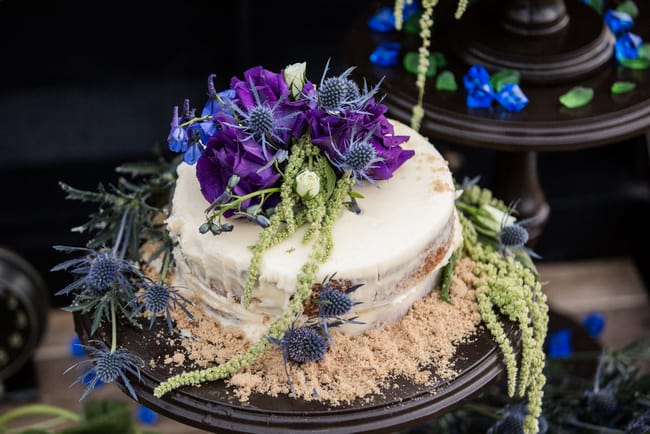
[66,340,143,400]
[315,275,363,347]
[368,7,396,32]
[627,409,650,434]
[129,280,193,332]
[496,83,529,112]
[463,64,491,93]
[136,405,159,425]
[327,124,387,185]
[615,32,643,61]
[369,42,401,67]
[582,312,606,338]
[167,106,188,153]
[604,10,634,36]
[466,82,495,109]
[201,74,235,137]
[497,202,540,259]
[546,328,573,359]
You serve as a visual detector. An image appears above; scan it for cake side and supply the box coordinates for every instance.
[167,119,460,341]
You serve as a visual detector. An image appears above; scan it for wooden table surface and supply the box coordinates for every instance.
[1,257,648,434]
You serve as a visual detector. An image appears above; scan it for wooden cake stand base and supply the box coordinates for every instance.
[73,311,518,434]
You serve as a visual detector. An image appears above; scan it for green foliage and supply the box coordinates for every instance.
[490,69,521,93]
[435,70,458,91]
[559,86,594,109]
[611,81,636,94]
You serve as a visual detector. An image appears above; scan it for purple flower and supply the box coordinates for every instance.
[308,99,412,182]
[196,118,282,216]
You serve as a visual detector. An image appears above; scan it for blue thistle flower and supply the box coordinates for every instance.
[309,59,382,115]
[66,340,143,400]
[487,402,548,434]
[585,388,618,422]
[627,409,650,434]
[226,78,299,159]
[130,280,193,332]
[267,325,328,397]
[52,247,138,299]
[328,124,385,185]
[497,201,540,259]
[314,275,364,349]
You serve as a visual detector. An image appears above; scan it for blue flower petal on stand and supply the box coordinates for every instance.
[496,83,529,111]
[403,2,421,20]
[82,371,105,389]
[136,405,159,426]
[463,64,491,92]
[370,42,401,67]
[582,312,606,338]
[368,7,396,32]
[546,329,573,359]
[69,336,86,358]
[604,10,634,36]
[615,32,643,61]
[466,82,494,108]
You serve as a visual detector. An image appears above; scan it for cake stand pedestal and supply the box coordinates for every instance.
[73,311,518,434]
[346,0,650,240]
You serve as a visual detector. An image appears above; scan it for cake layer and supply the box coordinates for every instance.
[167,120,460,341]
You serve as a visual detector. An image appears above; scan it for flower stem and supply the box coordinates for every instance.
[179,115,212,128]
[110,297,117,352]
[112,208,131,258]
[205,187,282,217]
[0,404,80,429]
[160,250,171,282]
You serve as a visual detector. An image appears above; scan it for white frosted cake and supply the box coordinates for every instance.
[167,120,461,341]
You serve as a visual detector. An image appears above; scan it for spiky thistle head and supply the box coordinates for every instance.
[318,287,353,318]
[312,59,381,115]
[487,402,548,434]
[328,124,384,185]
[500,223,529,248]
[285,327,328,363]
[130,280,193,332]
[66,340,143,400]
[585,388,619,423]
[627,409,650,434]
[496,201,540,259]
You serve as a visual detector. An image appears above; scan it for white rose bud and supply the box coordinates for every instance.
[295,170,320,199]
[482,204,516,230]
[284,62,307,100]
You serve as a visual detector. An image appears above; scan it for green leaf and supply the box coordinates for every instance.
[60,400,137,434]
[585,0,604,14]
[490,69,520,92]
[435,70,458,91]
[348,190,365,199]
[559,86,594,109]
[638,43,650,60]
[610,81,636,94]
[321,157,337,200]
[616,0,639,18]
[403,12,423,34]
[403,52,437,77]
[439,250,458,303]
[620,57,650,70]
[431,51,447,69]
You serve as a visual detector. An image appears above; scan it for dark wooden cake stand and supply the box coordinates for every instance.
[74,311,519,434]
[346,0,650,240]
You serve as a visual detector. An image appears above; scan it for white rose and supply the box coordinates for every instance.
[295,170,320,198]
[482,204,516,229]
[284,62,307,100]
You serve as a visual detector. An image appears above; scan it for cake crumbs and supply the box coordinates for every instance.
[168,258,482,405]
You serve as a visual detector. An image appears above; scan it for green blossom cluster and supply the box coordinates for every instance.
[153,135,352,398]
[459,212,548,434]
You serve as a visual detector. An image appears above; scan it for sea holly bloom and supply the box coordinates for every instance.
[129,280,194,332]
[196,118,282,216]
[487,402,548,434]
[66,340,143,400]
[497,202,540,259]
[309,98,413,182]
[315,275,363,348]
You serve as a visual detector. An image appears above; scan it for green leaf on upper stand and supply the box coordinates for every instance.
[489,69,521,93]
[611,81,636,94]
[619,57,650,70]
[436,70,458,91]
[616,0,639,18]
[403,52,437,77]
[431,52,447,69]
[559,86,594,108]
[403,12,423,34]
[638,43,650,61]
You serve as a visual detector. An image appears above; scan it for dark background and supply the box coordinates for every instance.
[0,0,648,304]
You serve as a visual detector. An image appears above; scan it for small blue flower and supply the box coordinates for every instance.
[201,75,235,137]
[496,83,529,112]
[546,328,573,359]
[136,405,159,425]
[615,32,643,61]
[604,10,634,36]
[497,202,540,259]
[167,106,188,153]
[463,64,491,92]
[69,336,86,358]
[66,340,143,400]
[582,312,606,338]
[370,42,401,67]
[130,280,193,332]
[585,387,618,422]
[466,82,495,109]
[368,7,396,32]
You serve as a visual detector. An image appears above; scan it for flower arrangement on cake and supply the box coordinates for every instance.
[52,60,549,434]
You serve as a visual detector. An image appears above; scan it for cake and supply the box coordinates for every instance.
[167,119,461,341]
[53,60,549,434]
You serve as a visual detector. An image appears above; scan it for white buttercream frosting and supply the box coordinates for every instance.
[167,120,460,341]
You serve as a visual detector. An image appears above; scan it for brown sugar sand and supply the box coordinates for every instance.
[168,257,482,405]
